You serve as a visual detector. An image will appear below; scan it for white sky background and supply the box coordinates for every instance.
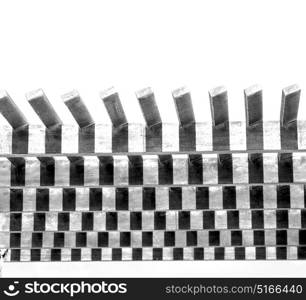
[1,0,306,125]
[1,0,306,276]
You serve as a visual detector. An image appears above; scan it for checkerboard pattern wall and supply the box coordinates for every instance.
[1,85,306,261]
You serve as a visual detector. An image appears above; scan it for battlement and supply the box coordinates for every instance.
[0,86,305,261]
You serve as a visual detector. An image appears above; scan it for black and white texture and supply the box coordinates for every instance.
[0,85,306,261]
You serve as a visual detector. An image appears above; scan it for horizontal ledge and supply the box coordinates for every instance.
[5,246,301,248]
[3,229,304,233]
[4,246,303,250]
[3,258,301,261]
[2,245,302,249]
[4,245,303,248]
[3,246,304,262]
[2,149,306,158]
[0,183,305,188]
[1,208,305,213]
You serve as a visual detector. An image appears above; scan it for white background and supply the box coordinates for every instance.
[1,0,306,277]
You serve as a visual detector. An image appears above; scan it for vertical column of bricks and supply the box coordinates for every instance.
[244,85,263,150]
[101,88,128,153]
[136,88,162,152]
[27,89,62,153]
[0,91,29,154]
[63,90,95,153]
[280,85,300,150]
[209,86,230,150]
[172,87,196,151]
